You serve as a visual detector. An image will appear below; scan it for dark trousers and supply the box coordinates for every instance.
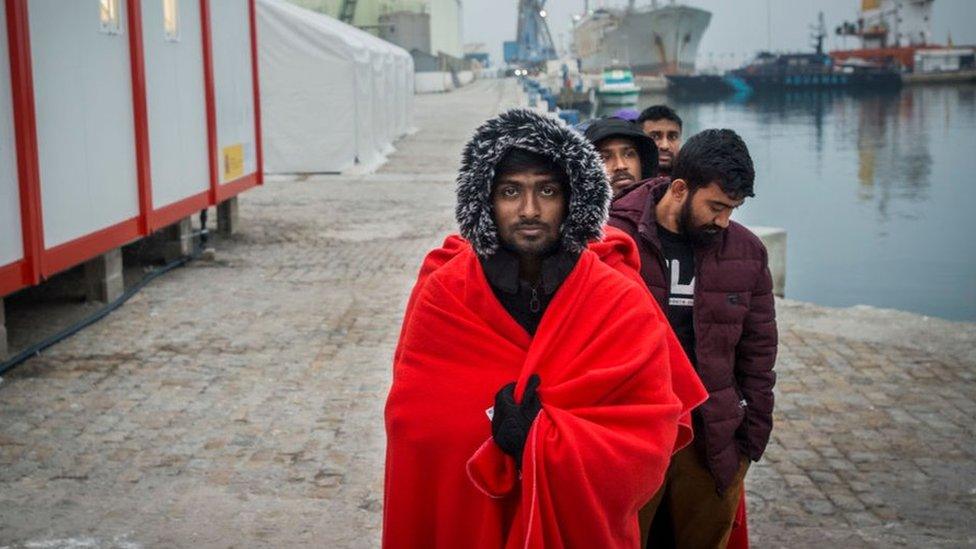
[639,446,749,549]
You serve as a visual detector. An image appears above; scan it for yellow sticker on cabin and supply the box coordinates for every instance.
[222,143,244,182]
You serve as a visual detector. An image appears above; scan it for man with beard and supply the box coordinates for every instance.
[609,129,778,548]
[637,105,683,178]
[584,117,658,198]
[384,109,706,548]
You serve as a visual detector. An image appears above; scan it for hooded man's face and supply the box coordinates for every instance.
[596,137,642,197]
[492,169,567,258]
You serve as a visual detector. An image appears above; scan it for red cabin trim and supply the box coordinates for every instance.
[216,172,258,202]
[151,190,209,229]
[199,0,220,206]
[248,0,263,187]
[0,260,27,297]
[126,0,154,235]
[42,217,141,277]
[5,0,43,289]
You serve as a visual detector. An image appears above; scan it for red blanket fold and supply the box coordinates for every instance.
[384,227,707,548]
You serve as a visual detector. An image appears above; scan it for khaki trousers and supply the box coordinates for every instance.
[639,446,749,549]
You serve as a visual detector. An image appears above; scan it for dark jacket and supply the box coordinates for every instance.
[480,247,579,335]
[609,179,777,494]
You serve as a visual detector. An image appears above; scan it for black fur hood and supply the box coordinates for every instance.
[455,108,611,257]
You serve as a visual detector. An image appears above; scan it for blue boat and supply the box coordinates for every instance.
[729,13,901,93]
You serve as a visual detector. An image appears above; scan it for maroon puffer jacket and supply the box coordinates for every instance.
[609,178,777,495]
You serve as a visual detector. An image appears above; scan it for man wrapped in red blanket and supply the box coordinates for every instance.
[383,109,707,548]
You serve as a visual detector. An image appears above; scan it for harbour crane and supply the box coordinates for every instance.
[504,0,557,69]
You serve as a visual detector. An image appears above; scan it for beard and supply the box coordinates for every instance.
[500,222,562,257]
[609,170,639,197]
[678,197,723,246]
[657,153,674,176]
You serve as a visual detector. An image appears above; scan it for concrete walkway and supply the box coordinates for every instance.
[1,79,974,548]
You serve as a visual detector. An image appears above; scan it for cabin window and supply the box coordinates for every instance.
[99,0,121,35]
[163,0,180,42]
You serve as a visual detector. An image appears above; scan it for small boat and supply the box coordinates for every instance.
[731,12,901,93]
[555,73,596,113]
[730,51,902,93]
[596,66,641,105]
[556,86,595,113]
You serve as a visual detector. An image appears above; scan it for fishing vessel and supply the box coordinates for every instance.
[730,52,902,92]
[831,0,975,83]
[731,13,902,93]
[596,66,641,104]
[572,0,711,76]
[831,0,936,70]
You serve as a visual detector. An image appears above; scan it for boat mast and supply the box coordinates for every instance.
[811,11,826,55]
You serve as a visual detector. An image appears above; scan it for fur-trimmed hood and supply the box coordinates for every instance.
[455,108,611,257]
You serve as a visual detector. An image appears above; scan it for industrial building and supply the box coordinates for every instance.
[288,0,462,58]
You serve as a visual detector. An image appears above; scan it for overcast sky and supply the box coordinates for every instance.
[463,0,976,69]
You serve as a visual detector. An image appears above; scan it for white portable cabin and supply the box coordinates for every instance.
[256,0,413,174]
[0,0,262,298]
[914,48,976,73]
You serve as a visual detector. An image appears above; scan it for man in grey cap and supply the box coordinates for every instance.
[584,117,659,198]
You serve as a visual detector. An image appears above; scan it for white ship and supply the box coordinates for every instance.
[572,0,711,75]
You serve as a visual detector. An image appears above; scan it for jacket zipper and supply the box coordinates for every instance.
[691,250,712,458]
[644,233,669,309]
[529,286,541,313]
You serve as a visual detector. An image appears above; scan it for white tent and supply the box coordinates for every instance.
[257,0,414,174]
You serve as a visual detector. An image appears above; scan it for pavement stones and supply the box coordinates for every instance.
[0,79,522,549]
[1,79,974,548]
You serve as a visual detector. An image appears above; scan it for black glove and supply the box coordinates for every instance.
[491,374,542,466]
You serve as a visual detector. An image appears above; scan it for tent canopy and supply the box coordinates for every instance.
[258,0,413,174]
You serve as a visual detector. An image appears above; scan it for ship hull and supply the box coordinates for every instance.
[733,71,902,92]
[597,90,640,105]
[573,5,711,76]
[666,74,735,97]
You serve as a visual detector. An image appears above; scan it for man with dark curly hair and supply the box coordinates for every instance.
[611,129,778,548]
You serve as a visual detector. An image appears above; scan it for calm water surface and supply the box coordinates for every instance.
[599,85,976,321]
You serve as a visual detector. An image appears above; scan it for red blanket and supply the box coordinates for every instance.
[384,227,707,548]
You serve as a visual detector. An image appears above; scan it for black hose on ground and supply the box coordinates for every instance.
[0,211,210,377]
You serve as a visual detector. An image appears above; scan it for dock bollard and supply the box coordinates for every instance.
[745,226,787,298]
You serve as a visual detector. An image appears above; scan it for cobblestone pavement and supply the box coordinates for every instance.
[1,78,975,548]
[749,301,976,547]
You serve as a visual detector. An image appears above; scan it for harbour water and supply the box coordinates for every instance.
[601,84,976,321]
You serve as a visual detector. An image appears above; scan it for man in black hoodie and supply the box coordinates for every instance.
[584,117,658,198]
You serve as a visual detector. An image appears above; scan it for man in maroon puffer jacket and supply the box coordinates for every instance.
[609,129,777,548]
